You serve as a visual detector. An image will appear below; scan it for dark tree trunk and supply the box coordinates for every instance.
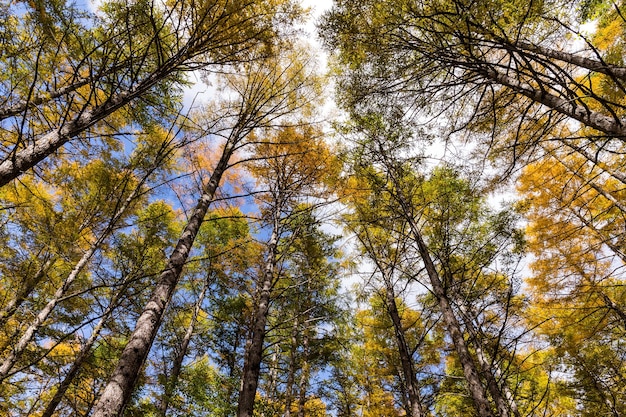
[236,223,279,417]
[382,272,425,417]
[405,214,494,417]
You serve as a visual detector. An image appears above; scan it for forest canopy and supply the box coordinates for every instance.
[0,0,624,416]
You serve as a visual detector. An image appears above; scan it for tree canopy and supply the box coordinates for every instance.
[0,0,624,416]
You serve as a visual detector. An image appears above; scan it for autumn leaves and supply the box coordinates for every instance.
[1,0,626,416]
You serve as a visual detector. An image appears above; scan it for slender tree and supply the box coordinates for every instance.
[343,112,495,416]
[343,208,427,417]
[90,39,322,417]
[237,126,338,417]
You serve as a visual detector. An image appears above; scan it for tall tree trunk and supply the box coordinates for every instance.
[283,317,299,417]
[455,300,521,417]
[378,143,494,417]
[515,41,626,81]
[266,349,280,402]
[0,244,99,380]
[0,175,148,380]
[406,218,493,417]
[158,276,210,416]
[91,140,236,417]
[476,66,626,138]
[475,344,520,417]
[381,272,425,417]
[0,68,171,187]
[237,221,279,417]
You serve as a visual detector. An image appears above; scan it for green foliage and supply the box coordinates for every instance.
[0,0,624,416]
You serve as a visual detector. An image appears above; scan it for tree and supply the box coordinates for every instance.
[237,125,339,417]
[342,112,495,416]
[321,0,626,136]
[0,0,302,186]
[153,207,254,417]
[0,126,180,415]
[90,35,321,417]
[320,0,626,214]
[341,104,551,416]
[519,148,626,416]
[0,132,178,382]
[258,210,345,417]
[40,199,181,417]
[343,195,429,417]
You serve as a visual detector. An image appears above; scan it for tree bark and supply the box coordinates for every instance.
[477,66,626,138]
[455,300,521,417]
[0,242,98,380]
[0,54,183,187]
[381,272,425,417]
[515,41,626,81]
[296,327,310,417]
[406,218,494,417]
[237,221,279,417]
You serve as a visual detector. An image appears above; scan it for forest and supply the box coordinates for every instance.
[0,0,624,416]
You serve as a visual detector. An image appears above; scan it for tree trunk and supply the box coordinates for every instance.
[90,140,235,417]
[237,222,279,417]
[378,144,494,417]
[475,344,520,417]
[515,41,626,81]
[381,272,425,417]
[0,243,98,380]
[407,219,493,417]
[266,349,280,402]
[477,66,626,138]
[455,300,521,417]
[0,60,180,187]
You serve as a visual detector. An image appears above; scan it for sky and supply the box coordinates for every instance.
[182,0,335,111]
